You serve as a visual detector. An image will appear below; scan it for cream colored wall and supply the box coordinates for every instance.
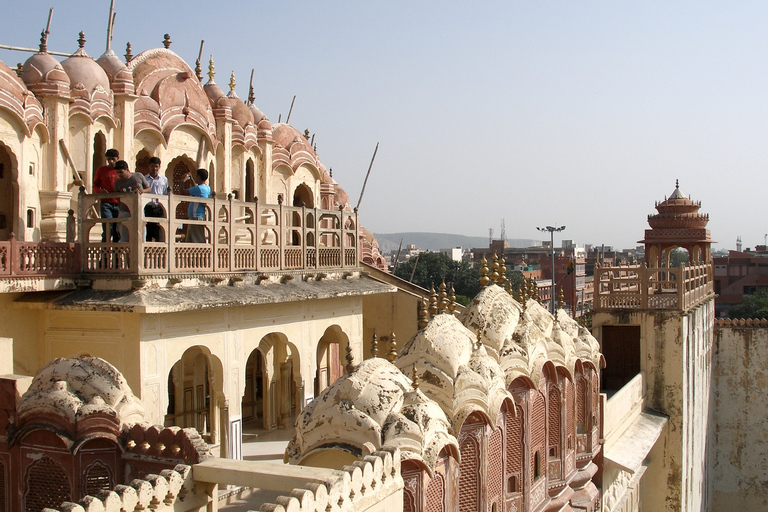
[40,309,143,390]
[0,294,42,376]
[139,295,363,425]
[594,300,715,512]
[711,326,768,511]
[0,113,44,241]
[362,290,419,359]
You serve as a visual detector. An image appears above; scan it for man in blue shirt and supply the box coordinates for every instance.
[144,157,169,242]
[181,168,210,243]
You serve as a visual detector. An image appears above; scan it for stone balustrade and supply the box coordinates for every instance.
[40,464,204,512]
[0,191,360,281]
[594,262,714,312]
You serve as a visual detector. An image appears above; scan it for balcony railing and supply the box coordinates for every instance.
[594,262,714,312]
[0,191,360,279]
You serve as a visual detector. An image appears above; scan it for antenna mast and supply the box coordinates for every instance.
[500,219,506,241]
[285,95,296,124]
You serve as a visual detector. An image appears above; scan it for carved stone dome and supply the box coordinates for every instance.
[61,35,111,93]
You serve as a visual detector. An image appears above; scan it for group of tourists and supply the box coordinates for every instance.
[92,149,210,243]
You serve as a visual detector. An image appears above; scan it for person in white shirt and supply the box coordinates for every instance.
[144,157,169,242]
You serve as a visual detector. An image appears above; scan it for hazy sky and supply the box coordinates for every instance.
[2,1,766,250]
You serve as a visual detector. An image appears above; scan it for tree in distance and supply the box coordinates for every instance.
[728,289,768,319]
[394,252,523,306]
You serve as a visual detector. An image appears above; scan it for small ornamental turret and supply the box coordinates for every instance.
[429,285,438,317]
[438,280,448,313]
[370,329,378,358]
[124,42,133,63]
[490,253,500,284]
[344,343,355,374]
[479,255,490,288]
[387,332,398,363]
[418,299,429,329]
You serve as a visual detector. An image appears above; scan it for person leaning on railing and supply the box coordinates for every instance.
[179,168,210,243]
[144,157,169,242]
[92,148,120,243]
[114,160,150,242]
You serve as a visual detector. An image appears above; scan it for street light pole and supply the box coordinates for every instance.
[537,225,566,315]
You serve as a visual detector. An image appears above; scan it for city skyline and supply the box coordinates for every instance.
[2,1,765,250]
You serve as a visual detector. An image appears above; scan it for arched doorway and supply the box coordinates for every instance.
[256,333,302,429]
[315,326,348,394]
[245,158,255,202]
[242,348,266,429]
[167,346,222,443]
[293,183,313,208]
[0,143,16,241]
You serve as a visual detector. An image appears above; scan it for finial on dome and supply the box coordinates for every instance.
[163,34,171,49]
[418,298,429,329]
[329,168,333,178]
[15,63,22,78]
[438,280,448,313]
[676,179,679,189]
[304,128,310,140]
[498,255,507,286]
[411,366,420,390]
[475,329,482,350]
[557,287,565,309]
[448,284,457,315]
[479,255,490,288]
[77,31,86,49]
[429,285,438,317]
[207,56,215,83]
[387,332,397,363]
[344,342,355,374]
[124,42,133,63]
[490,253,500,284]
[229,71,236,93]
[533,278,540,302]
[370,329,378,358]
[39,29,48,53]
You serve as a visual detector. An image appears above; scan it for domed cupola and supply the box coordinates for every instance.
[0,59,44,136]
[96,48,135,95]
[640,180,714,266]
[202,57,231,120]
[21,30,70,97]
[61,32,114,121]
[226,72,258,149]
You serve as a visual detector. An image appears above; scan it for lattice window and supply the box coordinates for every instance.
[505,404,523,479]
[564,378,574,452]
[458,431,480,512]
[530,391,546,483]
[425,473,445,512]
[24,457,71,512]
[488,427,504,504]
[84,461,112,497]
[0,460,6,512]
[576,376,587,435]
[403,488,416,512]
[548,387,561,459]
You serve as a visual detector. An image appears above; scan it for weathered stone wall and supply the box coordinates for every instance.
[711,325,768,511]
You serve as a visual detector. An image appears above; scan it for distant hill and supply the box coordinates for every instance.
[373,232,538,253]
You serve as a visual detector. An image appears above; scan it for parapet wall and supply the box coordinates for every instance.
[712,323,768,511]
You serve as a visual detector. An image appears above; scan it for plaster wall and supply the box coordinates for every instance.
[711,326,768,511]
[1,294,43,375]
[0,113,44,240]
[594,300,714,512]
[362,289,419,358]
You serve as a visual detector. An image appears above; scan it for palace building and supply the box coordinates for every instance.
[0,6,766,512]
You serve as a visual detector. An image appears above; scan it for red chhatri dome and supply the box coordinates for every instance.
[647,180,709,230]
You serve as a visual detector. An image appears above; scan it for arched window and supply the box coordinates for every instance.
[24,457,71,512]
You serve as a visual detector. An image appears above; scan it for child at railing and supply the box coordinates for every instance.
[180,169,210,243]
